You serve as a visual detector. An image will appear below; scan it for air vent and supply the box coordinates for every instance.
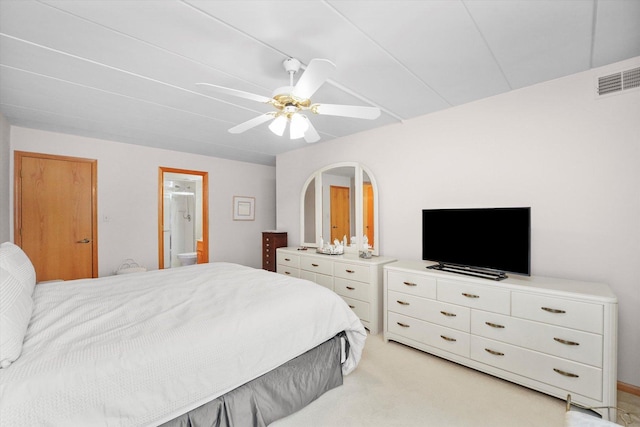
[623,67,640,90]
[597,66,640,96]
[598,73,622,95]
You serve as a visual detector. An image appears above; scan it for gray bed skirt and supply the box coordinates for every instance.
[160,332,348,427]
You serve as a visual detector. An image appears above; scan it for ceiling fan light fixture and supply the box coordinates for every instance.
[289,113,309,140]
[268,115,287,136]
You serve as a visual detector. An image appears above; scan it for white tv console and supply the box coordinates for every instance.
[383,260,618,420]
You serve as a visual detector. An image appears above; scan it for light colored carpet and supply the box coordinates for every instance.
[273,333,638,427]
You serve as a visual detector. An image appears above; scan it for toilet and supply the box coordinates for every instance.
[177,252,197,266]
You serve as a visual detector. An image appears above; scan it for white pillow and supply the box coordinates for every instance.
[0,242,36,294]
[0,242,37,368]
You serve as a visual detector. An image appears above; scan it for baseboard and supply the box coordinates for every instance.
[618,381,640,396]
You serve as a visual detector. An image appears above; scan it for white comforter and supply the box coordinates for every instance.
[0,263,366,426]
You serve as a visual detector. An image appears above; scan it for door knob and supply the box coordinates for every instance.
[77,238,91,243]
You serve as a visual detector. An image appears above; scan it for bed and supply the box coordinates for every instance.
[0,242,367,426]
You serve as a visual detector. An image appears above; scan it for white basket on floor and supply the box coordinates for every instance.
[116,259,147,275]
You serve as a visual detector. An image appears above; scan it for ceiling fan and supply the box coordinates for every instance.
[196,58,381,143]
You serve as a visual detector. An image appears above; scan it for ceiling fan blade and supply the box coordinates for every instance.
[196,83,272,104]
[228,113,274,134]
[303,118,320,143]
[292,59,336,99]
[312,103,381,120]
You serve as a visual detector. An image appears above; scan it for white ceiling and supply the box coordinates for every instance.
[1,0,639,166]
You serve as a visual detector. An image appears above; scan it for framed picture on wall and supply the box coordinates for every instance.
[233,196,255,221]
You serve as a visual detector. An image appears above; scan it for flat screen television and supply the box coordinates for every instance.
[422,207,531,279]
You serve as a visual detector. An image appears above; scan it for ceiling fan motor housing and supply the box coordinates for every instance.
[271,87,311,110]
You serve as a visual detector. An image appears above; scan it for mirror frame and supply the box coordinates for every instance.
[300,162,379,256]
[158,167,209,269]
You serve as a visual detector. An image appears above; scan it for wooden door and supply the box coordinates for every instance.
[330,185,350,242]
[15,151,97,282]
[363,183,374,248]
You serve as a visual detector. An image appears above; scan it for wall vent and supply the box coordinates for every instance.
[597,67,640,96]
[623,67,640,90]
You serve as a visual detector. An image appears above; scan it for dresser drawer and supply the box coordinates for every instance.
[388,312,470,358]
[341,296,370,322]
[437,279,510,314]
[300,257,333,275]
[471,311,603,367]
[334,262,370,283]
[301,270,334,291]
[277,252,300,268]
[263,233,287,246]
[387,270,437,299]
[512,292,603,334]
[315,273,334,290]
[277,266,300,278]
[388,290,470,332]
[263,257,274,270]
[335,277,370,301]
[471,336,602,401]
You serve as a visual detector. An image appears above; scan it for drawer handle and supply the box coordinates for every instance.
[284,258,291,262]
[397,322,410,328]
[284,272,291,275]
[554,337,580,346]
[462,292,479,299]
[403,281,417,287]
[440,335,456,342]
[349,305,356,309]
[553,368,579,378]
[346,286,355,290]
[266,243,270,247]
[440,311,456,317]
[541,307,566,314]
[484,348,504,356]
[312,263,319,267]
[345,269,355,273]
[397,300,410,306]
[485,322,505,329]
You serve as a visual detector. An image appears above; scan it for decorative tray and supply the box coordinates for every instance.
[316,248,344,255]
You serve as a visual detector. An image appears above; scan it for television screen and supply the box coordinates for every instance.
[422,207,531,276]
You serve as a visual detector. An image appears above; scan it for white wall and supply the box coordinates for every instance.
[10,127,276,275]
[0,114,10,242]
[276,57,640,387]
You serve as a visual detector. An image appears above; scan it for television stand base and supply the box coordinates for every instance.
[427,263,508,281]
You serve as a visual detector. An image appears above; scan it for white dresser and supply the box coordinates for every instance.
[384,260,618,420]
[276,247,396,334]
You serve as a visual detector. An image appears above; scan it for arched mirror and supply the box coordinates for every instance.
[158,167,209,268]
[300,162,379,255]
[303,177,316,243]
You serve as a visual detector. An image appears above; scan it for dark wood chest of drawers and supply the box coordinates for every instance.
[262,231,287,272]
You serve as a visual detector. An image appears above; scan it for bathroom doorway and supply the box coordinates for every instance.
[158,167,208,269]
